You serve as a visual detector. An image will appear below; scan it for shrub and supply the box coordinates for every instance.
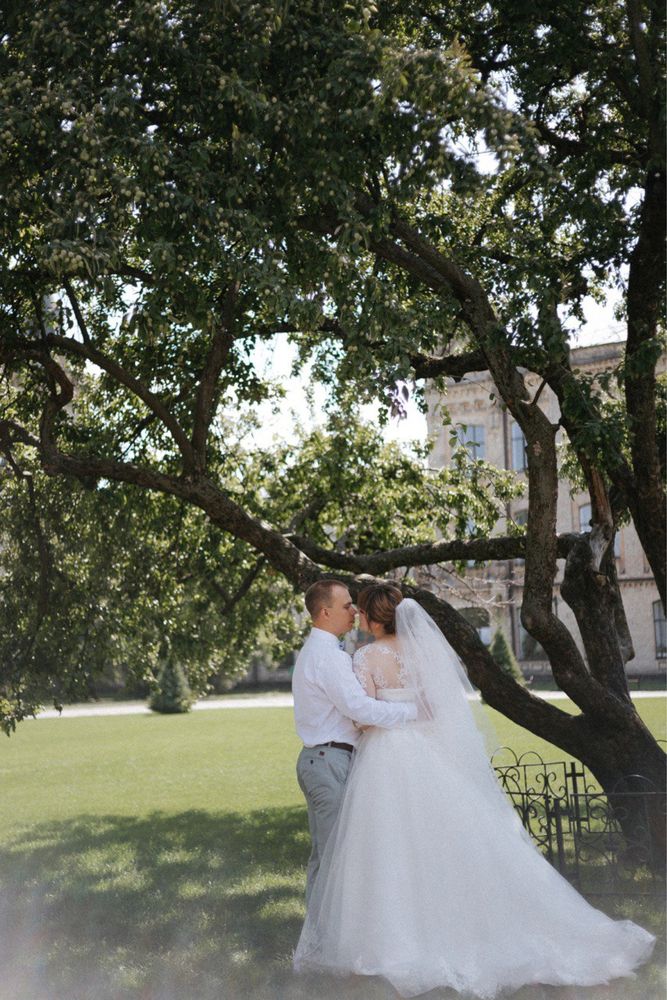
[149,658,194,714]
[490,628,525,686]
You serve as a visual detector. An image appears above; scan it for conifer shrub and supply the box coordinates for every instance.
[490,628,525,686]
[149,657,194,714]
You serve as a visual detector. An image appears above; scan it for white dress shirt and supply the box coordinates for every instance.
[292,627,417,747]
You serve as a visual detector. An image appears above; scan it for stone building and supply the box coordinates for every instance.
[424,340,666,683]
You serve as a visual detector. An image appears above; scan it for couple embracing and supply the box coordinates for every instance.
[291,580,654,999]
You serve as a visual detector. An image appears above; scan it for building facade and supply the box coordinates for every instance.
[424,341,666,681]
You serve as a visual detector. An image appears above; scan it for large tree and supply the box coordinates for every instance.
[0,0,664,840]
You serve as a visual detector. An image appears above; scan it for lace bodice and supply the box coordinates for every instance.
[353,641,409,693]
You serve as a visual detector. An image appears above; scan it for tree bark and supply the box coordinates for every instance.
[569,711,667,869]
[625,163,667,608]
[561,530,632,701]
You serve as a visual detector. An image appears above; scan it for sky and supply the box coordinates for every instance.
[246,290,626,451]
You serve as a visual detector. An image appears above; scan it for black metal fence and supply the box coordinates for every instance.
[490,746,667,898]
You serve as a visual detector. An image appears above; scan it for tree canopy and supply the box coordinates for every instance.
[1,0,665,806]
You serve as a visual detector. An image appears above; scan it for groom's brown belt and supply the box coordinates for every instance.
[324,741,354,753]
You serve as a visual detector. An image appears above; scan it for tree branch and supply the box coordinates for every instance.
[534,121,635,165]
[286,531,579,574]
[191,281,239,472]
[369,234,452,296]
[0,419,40,454]
[115,265,155,286]
[209,558,266,615]
[624,164,666,606]
[515,400,598,706]
[362,206,602,707]
[380,213,612,712]
[287,495,330,533]
[409,349,488,381]
[23,475,52,647]
[561,531,632,700]
[268,314,488,384]
[13,396,322,593]
[366,207,644,702]
[370,213,530,410]
[39,334,196,470]
[387,213,496,305]
[626,0,656,125]
[63,280,91,344]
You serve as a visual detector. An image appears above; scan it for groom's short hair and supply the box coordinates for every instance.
[305,579,347,619]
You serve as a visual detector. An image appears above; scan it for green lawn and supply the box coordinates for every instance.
[1,699,665,1000]
[486,694,667,769]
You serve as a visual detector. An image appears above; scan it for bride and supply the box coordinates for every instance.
[293,583,656,998]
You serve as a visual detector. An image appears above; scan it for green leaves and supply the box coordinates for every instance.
[0,0,664,724]
[255,412,522,553]
[0,464,302,732]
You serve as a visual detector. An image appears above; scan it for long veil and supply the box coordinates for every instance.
[395,597,533,838]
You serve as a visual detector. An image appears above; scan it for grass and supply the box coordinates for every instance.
[1,699,665,1000]
[1,709,303,830]
[487,693,666,760]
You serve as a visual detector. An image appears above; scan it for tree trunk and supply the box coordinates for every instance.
[556,523,667,864]
[410,583,667,870]
[560,528,632,700]
[568,712,666,872]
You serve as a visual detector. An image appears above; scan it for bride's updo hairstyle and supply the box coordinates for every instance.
[358,583,403,635]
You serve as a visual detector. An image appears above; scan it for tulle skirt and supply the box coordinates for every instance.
[293,723,656,998]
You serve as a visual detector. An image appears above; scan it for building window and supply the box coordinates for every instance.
[653,601,667,659]
[456,424,485,460]
[511,422,527,472]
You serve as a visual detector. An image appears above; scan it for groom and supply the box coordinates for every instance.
[292,579,417,903]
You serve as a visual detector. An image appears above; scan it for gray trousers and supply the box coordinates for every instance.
[296,744,353,905]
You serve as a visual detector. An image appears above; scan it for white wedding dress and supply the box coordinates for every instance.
[293,600,656,999]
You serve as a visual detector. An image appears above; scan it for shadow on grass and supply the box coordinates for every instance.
[0,807,664,1000]
[0,807,313,1000]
